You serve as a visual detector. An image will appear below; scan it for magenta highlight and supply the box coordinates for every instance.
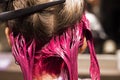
[9,14,100,80]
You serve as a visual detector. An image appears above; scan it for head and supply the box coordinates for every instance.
[4,0,86,80]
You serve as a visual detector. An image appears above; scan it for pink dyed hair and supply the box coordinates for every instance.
[9,14,100,80]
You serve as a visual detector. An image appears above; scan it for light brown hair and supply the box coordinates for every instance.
[8,0,85,41]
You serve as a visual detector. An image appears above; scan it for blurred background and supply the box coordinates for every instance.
[0,0,120,80]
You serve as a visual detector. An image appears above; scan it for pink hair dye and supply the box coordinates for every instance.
[9,15,100,80]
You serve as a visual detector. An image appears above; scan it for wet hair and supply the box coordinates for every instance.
[7,0,85,42]
[6,0,100,80]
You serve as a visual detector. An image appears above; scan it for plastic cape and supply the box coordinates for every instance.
[9,14,100,80]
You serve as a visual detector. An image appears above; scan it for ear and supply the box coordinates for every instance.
[5,27,12,46]
[79,37,87,53]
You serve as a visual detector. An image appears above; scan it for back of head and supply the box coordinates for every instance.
[3,1,101,80]
[7,0,84,42]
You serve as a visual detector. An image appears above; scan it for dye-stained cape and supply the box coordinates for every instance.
[9,14,100,80]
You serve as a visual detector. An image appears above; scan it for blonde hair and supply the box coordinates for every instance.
[8,0,85,40]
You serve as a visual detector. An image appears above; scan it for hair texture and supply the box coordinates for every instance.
[7,0,101,80]
[7,0,84,42]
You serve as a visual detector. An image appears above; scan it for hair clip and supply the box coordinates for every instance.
[0,0,65,21]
